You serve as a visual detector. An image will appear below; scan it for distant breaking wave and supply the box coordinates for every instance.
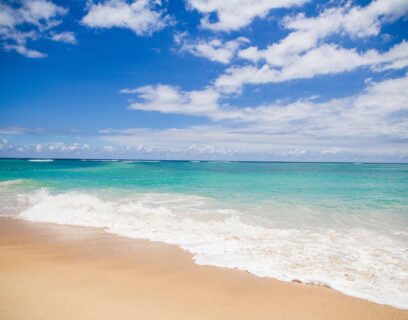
[125,160,160,163]
[81,159,119,162]
[28,159,54,162]
[80,159,123,162]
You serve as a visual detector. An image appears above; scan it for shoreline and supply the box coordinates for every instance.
[0,217,407,320]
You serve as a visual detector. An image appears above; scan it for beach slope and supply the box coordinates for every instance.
[0,218,406,320]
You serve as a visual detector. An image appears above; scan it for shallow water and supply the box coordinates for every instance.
[0,159,407,308]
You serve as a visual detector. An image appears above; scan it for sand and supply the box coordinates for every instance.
[0,218,406,320]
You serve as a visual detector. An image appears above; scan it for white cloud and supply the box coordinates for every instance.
[239,0,408,65]
[35,144,43,152]
[372,41,408,71]
[123,144,152,154]
[186,0,309,32]
[1,142,127,158]
[99,121,406,160]
[3,44,47,58]
[0,138,9,150]
[288,148,306,156]
[175,33,250,64]
[338,0,408,37]
[18,0,67,28]
[322,148,343,155]
[228,74,408,141]
[100,126,294,154]
[0,126,43,135]
[82,0,169,36]
[33,143,91,153]
[119,74,408,157]
[122,84,221,116]
[216,41,408,93]
[0,0,69,58]
[51,31,77,44]
[211,0,408,93]
[0,6,16,28]
[5,69,407,161]
[103,145,114,152]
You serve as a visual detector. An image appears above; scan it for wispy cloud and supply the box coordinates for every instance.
[216,41,408,93]
[174,32,250,64]
[0,126,43,135]
[50,31,77,44]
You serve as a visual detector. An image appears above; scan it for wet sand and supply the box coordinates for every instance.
[0,218,406,320]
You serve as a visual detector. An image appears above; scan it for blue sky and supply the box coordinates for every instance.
[0,0,407,161]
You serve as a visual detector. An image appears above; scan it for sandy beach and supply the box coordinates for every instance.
[0,218,406,320]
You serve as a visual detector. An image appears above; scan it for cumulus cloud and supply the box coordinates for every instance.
[1,142,142,158]
[15,0,67,28]
[33,143,91,153]
[5,69,407,161]
[288,149,306,156]
[0,0,69,58]
[186,0,309,32]
[121,84,221,116]
[211,0,408,93]
[3,142,91,156]
[82,0,169,36]
[2,0,406,162]
[120,74,408,157]
[175,33,250,64]
[239,0,408,65]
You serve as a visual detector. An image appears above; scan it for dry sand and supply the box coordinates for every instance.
[0,218,406,320]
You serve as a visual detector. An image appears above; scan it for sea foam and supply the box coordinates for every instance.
[13,188,408,309]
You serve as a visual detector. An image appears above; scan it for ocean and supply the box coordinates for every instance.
[0,159,407,308]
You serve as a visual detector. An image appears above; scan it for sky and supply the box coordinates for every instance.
[0,0,407,161]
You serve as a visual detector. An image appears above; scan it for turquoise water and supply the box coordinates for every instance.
[1,159,407,209]
[0,159,407,308]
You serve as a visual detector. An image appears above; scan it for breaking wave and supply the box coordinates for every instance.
[9,188,408,309]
